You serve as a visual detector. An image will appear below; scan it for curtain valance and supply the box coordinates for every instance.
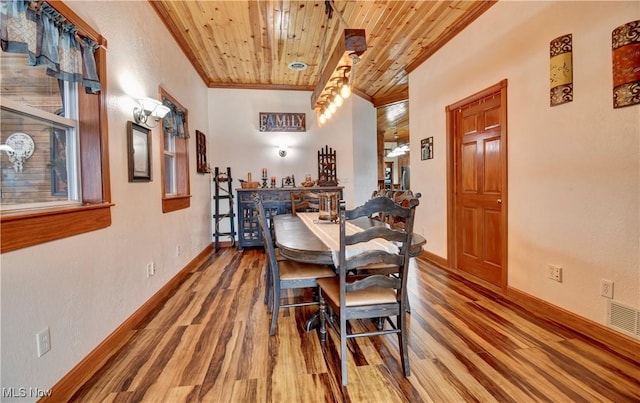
[0,0,101,93]
[162,97,189,139]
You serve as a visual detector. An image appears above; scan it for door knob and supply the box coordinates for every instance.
[497,199,502,204]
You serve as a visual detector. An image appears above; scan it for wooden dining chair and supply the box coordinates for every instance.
[290,190,320,215]
[361,191,422,314]
[316,196,419,386]
[254,195,336,336]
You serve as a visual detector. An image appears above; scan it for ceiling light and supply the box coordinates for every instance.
[288,61,308,71]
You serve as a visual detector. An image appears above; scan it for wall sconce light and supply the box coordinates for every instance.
[278,145,288,158]
[311,27,366,127]
[133,97,171,127]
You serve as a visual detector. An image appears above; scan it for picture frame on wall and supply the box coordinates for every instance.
[421,137,434,160]
[196,130,209,173]
[127,121,151,182]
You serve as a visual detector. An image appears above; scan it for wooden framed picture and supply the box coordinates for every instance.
[196,130,209,173]
[127,121,151,182]
[421,137,434,160]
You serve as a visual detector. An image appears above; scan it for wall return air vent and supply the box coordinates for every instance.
[607,300,640,339]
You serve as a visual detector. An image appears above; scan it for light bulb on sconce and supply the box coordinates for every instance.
[278,145,288,158]
[133,97,170,128]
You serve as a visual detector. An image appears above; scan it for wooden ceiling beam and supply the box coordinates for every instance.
[310,28,367,109]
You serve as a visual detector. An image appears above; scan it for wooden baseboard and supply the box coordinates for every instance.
[418,250,448,269]
[41,243,215,402]
[418,254,639,363]
[507,287,639,362]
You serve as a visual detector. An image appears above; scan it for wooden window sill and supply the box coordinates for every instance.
[1,203,114,253]
[162,195,191,213]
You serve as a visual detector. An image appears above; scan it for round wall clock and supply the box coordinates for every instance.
[5,132,35,172]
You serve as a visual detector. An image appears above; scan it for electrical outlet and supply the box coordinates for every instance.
[547,264,563,282]
[601,279,614,299]
[176,245,181,257]
[146,262,155,277]
[36,327,51,357]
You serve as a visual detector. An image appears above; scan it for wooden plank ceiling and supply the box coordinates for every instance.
[151,0,495,141]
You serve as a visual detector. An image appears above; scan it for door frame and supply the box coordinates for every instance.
[445,79,509,291]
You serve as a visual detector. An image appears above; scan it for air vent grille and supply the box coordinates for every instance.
[607,300,640,339]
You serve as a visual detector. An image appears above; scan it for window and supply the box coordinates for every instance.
[1,55,80,209]
[0,2,111,253]
[159,88,190,213]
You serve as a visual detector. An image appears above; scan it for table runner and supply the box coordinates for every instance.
[297,212,403,268]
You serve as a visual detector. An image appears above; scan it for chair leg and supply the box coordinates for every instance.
[405,292,411,313]
[264,263,271,307]
[270,284,281,336]
[340,314,348,386]
[398,311,410,377]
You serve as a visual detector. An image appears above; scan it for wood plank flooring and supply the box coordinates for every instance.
[71,248,640,402]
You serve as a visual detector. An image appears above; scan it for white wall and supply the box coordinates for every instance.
[1,1,210,398]
[409,1,639,326]
[207,89,376,209]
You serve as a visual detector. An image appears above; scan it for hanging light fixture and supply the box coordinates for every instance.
[311,1,366,127]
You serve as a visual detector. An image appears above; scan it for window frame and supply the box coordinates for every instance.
[0,1,112,253]
[159,87,191,213]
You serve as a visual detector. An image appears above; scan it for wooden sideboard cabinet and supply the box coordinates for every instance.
[236,186,343,250]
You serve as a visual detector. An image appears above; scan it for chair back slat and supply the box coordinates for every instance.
[346,226,407,245]
[291,191,320,215]
[345,274,401,292]
[345,249,404,270]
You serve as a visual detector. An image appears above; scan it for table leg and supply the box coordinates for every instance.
[305,311,320,332]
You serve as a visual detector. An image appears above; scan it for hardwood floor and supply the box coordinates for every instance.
[72,248,640,402]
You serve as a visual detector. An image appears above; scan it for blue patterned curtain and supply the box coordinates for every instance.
[0,0,101,93]
[162,98,189,139]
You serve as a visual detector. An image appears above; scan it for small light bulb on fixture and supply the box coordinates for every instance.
[340,84,351,99]
[331,89,344,106]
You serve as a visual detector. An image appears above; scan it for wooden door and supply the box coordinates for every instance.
[450,81,507,287]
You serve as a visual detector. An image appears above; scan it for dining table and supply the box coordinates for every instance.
[272,212,426,332]
[273,213,426,264]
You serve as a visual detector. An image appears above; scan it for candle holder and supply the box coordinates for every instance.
[261,176,268,188]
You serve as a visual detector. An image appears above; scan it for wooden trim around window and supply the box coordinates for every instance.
[159,87,191,213]
[162,195,192,213]
[0,1,111,253]
[1,203,113,253]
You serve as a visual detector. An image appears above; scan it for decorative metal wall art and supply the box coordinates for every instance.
[612,20,640,108]
[550,34,573,106]
[317,145,338,186]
